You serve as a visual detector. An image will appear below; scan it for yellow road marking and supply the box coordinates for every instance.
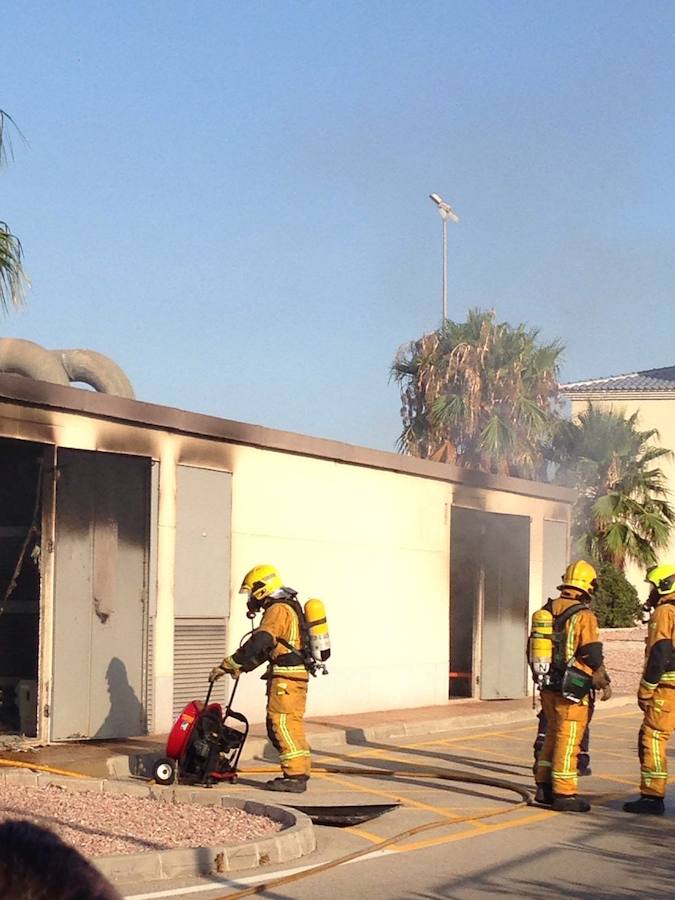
[395,808,555,853]
[346,827,387,844]
[438,741,532,764]
[319,772,471,819]
[348,747,390,759]
[407,723,536,749]
[590,773,639,786]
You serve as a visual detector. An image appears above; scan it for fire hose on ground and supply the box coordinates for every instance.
[0,756,533,897]
[220,763,532,898]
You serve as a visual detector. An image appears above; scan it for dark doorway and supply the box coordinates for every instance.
[0,438,45,736]
[450,507,530,700]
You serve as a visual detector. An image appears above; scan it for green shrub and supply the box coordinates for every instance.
[592,562,640,627]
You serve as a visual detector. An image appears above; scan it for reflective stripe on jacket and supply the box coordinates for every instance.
[639,598,675,698]
[549,594,602,677]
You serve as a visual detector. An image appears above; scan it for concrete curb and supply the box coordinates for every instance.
[0,769,315,882]
[318,695,637,744]
[109,695,639,778]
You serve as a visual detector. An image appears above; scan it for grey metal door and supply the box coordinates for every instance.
[480,512,530,699]
[52,449,149,740]
[173,465,232,716]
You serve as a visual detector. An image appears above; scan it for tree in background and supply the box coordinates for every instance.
[591,561,641,627]
[551,405,675,571]
[392,309,563,478]
[0,110,26,314]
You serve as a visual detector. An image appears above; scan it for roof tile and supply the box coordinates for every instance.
[561,365,675,393]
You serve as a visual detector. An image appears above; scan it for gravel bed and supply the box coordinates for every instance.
[0,783,281,857]
[600,626,645,695]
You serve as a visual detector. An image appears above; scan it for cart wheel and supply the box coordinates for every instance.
[153,758,176,786]
[231,774,238,784]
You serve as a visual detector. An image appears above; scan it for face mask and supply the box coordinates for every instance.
[246,595,265,619]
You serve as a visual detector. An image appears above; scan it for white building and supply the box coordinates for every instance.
[0,373,574,741]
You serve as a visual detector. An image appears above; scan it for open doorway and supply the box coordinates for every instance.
[0,438,45,737]
[450,506,530,700]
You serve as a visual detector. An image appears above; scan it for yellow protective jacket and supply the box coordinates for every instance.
[548,592,603,678]
[638,595,675,701]
[229,597,309,682]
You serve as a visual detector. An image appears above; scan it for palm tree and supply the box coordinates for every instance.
[391,308,563,478]
[550,405,675,570]
[0,109,26,313]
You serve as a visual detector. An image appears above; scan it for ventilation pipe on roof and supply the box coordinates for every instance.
[51,349,135,399]
[0,337,70,386]
[0,338,135,398]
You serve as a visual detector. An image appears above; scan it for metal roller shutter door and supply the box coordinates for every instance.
[173,618,227,717]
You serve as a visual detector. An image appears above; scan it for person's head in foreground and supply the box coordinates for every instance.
[0,819,122,900]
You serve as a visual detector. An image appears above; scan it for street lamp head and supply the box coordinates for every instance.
[429,192,459,223]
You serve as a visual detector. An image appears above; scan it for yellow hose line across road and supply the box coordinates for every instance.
[0,757,533,898]
[217,764,533,899]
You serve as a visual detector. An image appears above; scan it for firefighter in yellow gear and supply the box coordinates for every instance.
[209,564,311,793]
[534,560,611,812]
[624,564,675,816]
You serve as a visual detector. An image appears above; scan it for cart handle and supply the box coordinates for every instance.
[203,672,241,713]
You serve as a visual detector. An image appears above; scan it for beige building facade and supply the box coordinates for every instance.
[0,373,574,742]
[563,365,675,596]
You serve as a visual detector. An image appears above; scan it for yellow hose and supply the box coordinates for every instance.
[0,757,534,898]
[0,758,89,778]
[218,764,533,899]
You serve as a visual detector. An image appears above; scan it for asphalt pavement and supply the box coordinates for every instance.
[112,701,674,900]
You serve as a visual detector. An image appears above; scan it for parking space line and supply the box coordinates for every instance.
[439,741,532,764]
[591,773,640,786]
[317,771,468,819]
[346,827,390,844]
[394,807,555,853]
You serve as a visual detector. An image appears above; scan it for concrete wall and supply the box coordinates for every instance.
[227,444,450,718]
[0,377,573,734]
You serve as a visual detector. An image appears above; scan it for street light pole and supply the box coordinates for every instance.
[429,193,459,322]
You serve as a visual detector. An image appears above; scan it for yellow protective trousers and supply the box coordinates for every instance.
[535,690,590,797]
[638,686,675,798]
[266,676,311,778]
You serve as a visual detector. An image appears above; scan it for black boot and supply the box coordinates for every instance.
[265,776,308,793]
[552,795,591,813]
[534,784,553,806]
[577,766,592,777]
[623,796,665,815]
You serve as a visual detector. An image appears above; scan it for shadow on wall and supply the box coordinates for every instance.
[95,658,145,739]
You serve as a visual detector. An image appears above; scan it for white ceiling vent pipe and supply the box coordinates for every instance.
[52,349,135,399]
[0,337,70,385]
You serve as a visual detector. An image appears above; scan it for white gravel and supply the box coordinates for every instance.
[0,783,281,857]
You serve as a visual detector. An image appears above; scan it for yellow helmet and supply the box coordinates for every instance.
[239,564,283,603]
[645,564,675,597]
[558,560,598,595]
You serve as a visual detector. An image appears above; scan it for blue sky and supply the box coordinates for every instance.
[3,2,674,451]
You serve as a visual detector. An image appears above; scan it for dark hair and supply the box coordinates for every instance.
[0,820,122,900]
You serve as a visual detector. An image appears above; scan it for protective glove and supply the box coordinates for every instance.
[600,683,612,701]
[591,664,611,690]
[208,665,226,683]
[638,695,652,713]
[208,659,240,683]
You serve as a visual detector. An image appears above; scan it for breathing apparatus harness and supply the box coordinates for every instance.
[248,588,330,677]
[529,597,593,703]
